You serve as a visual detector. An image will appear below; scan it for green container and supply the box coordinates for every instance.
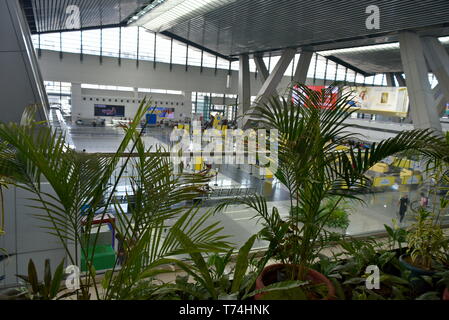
[81,245,116,272]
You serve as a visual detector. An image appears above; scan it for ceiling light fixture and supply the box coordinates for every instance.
[129,0,236,32]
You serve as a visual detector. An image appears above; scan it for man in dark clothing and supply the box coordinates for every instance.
[398,194,409,223]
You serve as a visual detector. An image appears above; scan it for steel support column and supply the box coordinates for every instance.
[238,54,251,122]
[399,31,442,132]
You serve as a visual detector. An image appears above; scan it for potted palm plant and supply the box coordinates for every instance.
[0,101,231,300]
[399,208,448,291]
[217,83,444,300]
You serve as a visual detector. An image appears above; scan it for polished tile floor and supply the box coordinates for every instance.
[68,124,448,250]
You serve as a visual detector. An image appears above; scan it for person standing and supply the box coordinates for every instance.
[420,192,429,208]
[398,194,409,223]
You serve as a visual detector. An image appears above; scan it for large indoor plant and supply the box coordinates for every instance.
[0,101,231,300]
[217,83,445,299]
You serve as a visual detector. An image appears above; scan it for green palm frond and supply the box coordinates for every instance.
[0,100,234,300]
[240,82,447,274]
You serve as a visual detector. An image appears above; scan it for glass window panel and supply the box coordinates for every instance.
[314,55,327,80]
[116,86,134,92]
[355,73,366,85]
[325,60,337,82]
[155,34,172,64]
[336,65,347,81]
[188,46,202,67]
[167,90,183,95]
[429,74,438,89]
[231,60,239,71]
[216,57,229,70]
[121,26,138,60]
[61,31,81,54]
[44,81,61,94]
[138,28,155,61]
[345,69,356,83]
[81,83,100,89]
[202,52,217,68]
[40,33,61,51]
[374,74,384,85]
[102,28,120,57]
[82,29,101,55]
[43,27,232,71]
[366,75,375,85]
[249,59,257,73]
[172,40,187,65]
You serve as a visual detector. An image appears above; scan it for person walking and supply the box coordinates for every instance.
[398,194,409,223]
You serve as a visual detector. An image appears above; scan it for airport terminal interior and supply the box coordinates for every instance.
[1,0,449,301]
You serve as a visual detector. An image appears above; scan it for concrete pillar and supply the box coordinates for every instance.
[399,31,442,132]
[289,50,313,99]
[238,54,251,119]
[293,51,313,84]
[254,55,269,83]
[71,83,82,122]
[182,91,192,120]
[432,85,447,116]
[386,73,396,87]
[422,37,449,111]
[0,0,49,123]
[256,48,296,104]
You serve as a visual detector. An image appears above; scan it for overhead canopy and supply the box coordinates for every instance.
[156,0,449,56]
[21,0,153,33]
[20,0,449,74]
[320,38,449,74]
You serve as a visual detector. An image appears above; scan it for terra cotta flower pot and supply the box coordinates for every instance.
[255,263,336,300]
[443,288,449,300]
